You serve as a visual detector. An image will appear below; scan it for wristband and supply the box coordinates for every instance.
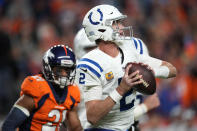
[154,66,169,78]
[109,89,123,103]
[134,104,148,120]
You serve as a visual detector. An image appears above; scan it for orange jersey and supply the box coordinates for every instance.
[19,74,80,131]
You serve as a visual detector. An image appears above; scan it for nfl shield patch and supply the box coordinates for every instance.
[105,71,114,81]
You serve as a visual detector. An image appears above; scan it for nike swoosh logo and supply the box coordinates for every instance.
[28,79,33,82]
[80,68,87,72]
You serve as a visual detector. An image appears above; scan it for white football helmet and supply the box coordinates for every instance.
[82,4,132,44]
[74,28,97,60]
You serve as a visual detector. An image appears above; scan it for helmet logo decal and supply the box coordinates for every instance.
[88,8,103,25]
[43,50,54,63]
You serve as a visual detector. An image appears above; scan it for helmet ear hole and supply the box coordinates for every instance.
[98,29,106,32]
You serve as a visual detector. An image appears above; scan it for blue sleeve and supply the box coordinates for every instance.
[2,107,28,131]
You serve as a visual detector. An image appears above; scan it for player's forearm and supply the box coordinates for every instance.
[154,61,177,78]
[139,55,177,78]
[161,61,177,78]
[85,97,116,125]
[2,105,29,131]
[66,107,83,131]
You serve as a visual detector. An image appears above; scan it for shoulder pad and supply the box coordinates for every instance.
[21,75,45,98]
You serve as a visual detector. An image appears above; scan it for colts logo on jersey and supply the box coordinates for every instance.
[105,71,114,81]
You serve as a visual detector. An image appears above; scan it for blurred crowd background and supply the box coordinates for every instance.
[0,0,197,130]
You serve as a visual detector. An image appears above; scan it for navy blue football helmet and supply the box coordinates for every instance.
[42,45,76,88]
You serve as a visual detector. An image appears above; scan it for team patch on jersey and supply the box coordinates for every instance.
[105,71,114,81]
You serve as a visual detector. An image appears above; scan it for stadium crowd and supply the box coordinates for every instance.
[0,0,197,130]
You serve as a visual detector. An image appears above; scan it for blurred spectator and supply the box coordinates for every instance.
[0,30,19,114]
[157,79,181,116]
[182,58,197,110]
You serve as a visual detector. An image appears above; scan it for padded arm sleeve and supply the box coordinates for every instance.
[2,106,29,131]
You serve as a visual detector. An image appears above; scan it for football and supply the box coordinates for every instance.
[127,62,156,95]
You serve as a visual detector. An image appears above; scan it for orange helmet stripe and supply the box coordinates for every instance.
[63,46,67,56]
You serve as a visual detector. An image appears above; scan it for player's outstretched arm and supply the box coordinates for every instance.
[2,95,35,131]
[85,65,143,125]
[139,55,177,78]
[65,106,83,131]
[151,60,177,78]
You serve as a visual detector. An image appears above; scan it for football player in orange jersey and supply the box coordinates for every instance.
[2,45,82,131]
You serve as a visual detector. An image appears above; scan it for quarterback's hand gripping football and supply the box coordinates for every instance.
[139,62,155,76]
[117,64,143,96]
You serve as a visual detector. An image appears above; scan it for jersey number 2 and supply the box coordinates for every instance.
[79,73,85,84]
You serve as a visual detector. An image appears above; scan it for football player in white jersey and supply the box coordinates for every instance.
[74,28,160,131]
[75,4,177,131]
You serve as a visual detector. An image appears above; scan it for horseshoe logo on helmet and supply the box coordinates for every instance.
[88,8,103,25]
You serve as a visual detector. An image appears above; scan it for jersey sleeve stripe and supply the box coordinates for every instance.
[77,64,101,78]
[37,94,50,109]
[137,39,143,54]
[80,58,103,72]
[132,38,138,49]
[70,95,75,109]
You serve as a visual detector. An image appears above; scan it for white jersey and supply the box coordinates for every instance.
[76,37,161,130]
